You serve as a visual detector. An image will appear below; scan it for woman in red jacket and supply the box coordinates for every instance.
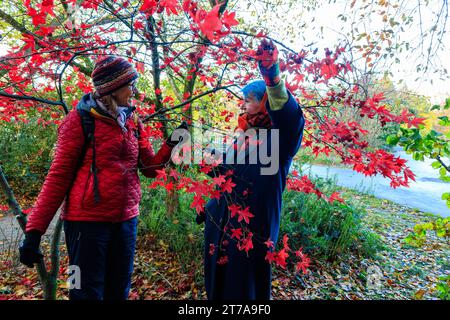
[19,56,182,300]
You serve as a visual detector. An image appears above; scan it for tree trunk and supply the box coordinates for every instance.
[0,165,63,300]
[165,177,179,217]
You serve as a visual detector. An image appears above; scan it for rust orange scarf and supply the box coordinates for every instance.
[236,93,272,131]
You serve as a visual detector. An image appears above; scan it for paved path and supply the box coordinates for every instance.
[0,212,61,253]
[301,147,450,217]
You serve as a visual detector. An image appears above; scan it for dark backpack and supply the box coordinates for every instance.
[77,109,100,204]
[74,109,140,204]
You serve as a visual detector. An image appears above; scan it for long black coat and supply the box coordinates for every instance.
[203,92,305,299]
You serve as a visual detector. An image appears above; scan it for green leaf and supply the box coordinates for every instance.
[431,104,441,111]
[386,135,399,145]
[440,167,448,177]
[413,152,424,161]
[445,98,450,110]
[432,161,442,169]
[438,116,450,126]
[442,192,450,200]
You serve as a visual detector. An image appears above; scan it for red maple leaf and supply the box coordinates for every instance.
[164,182,174,192]
[295,247,306,259]
[209,243,215,255]
[320,62,339,80]
[295,257,311,274]
[148,180,164,189]
[182,0,193,12]
[40,0,55,16]
[199,164,212,175]
[217,255,228,265]
[135,62,145,73]
[212,174,226,186]
[139,0,157,14]
[228,204,240,218]
[238,234,253,253]
[274,249,289,269]
[237,206,254,224]
[190,195,206,214]
[169,168,180,180]
[222,10,239,28]
[81,0,101,10]
[264,238,274,249]
[28,7,46,27]
[265,251,276,263]
[196,5,222,42]
[160,0,179,15]
[209,189,221,200]
[134,20,144,30]
[155,168,167,181]
[21,34,36,51]
[35,26,55,37]
[328,191,345,204]
[221,178,236,193]
[230,228,242,240]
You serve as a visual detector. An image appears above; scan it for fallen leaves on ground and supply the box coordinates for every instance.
[0,190,448,300]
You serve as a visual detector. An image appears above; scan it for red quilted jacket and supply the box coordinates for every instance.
[26,102,173,234]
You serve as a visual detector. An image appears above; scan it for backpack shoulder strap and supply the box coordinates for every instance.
[65,109,94,203]
[78,109,95,144]
[77,109,100,203]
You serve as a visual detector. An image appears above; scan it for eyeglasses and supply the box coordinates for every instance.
[128,81,138,93]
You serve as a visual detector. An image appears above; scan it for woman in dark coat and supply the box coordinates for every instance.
[199,40,306,299]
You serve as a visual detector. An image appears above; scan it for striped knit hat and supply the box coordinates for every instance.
[91,56,139,97]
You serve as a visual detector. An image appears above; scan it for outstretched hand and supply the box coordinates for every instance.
[255,39,281,87]
[255,39,279,69]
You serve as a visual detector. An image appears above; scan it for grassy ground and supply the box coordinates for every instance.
[0,188,448,300]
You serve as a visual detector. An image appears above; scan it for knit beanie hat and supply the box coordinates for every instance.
[91,56,139,97]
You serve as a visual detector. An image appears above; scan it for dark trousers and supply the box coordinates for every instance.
[63,217,138,300]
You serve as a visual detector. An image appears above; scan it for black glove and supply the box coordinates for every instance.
[166,121,189,147]
[19,230,44,268]
[196,212,206,225]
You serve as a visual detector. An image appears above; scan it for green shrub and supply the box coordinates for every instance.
[280,176,383,260]
[0,118,57,201]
